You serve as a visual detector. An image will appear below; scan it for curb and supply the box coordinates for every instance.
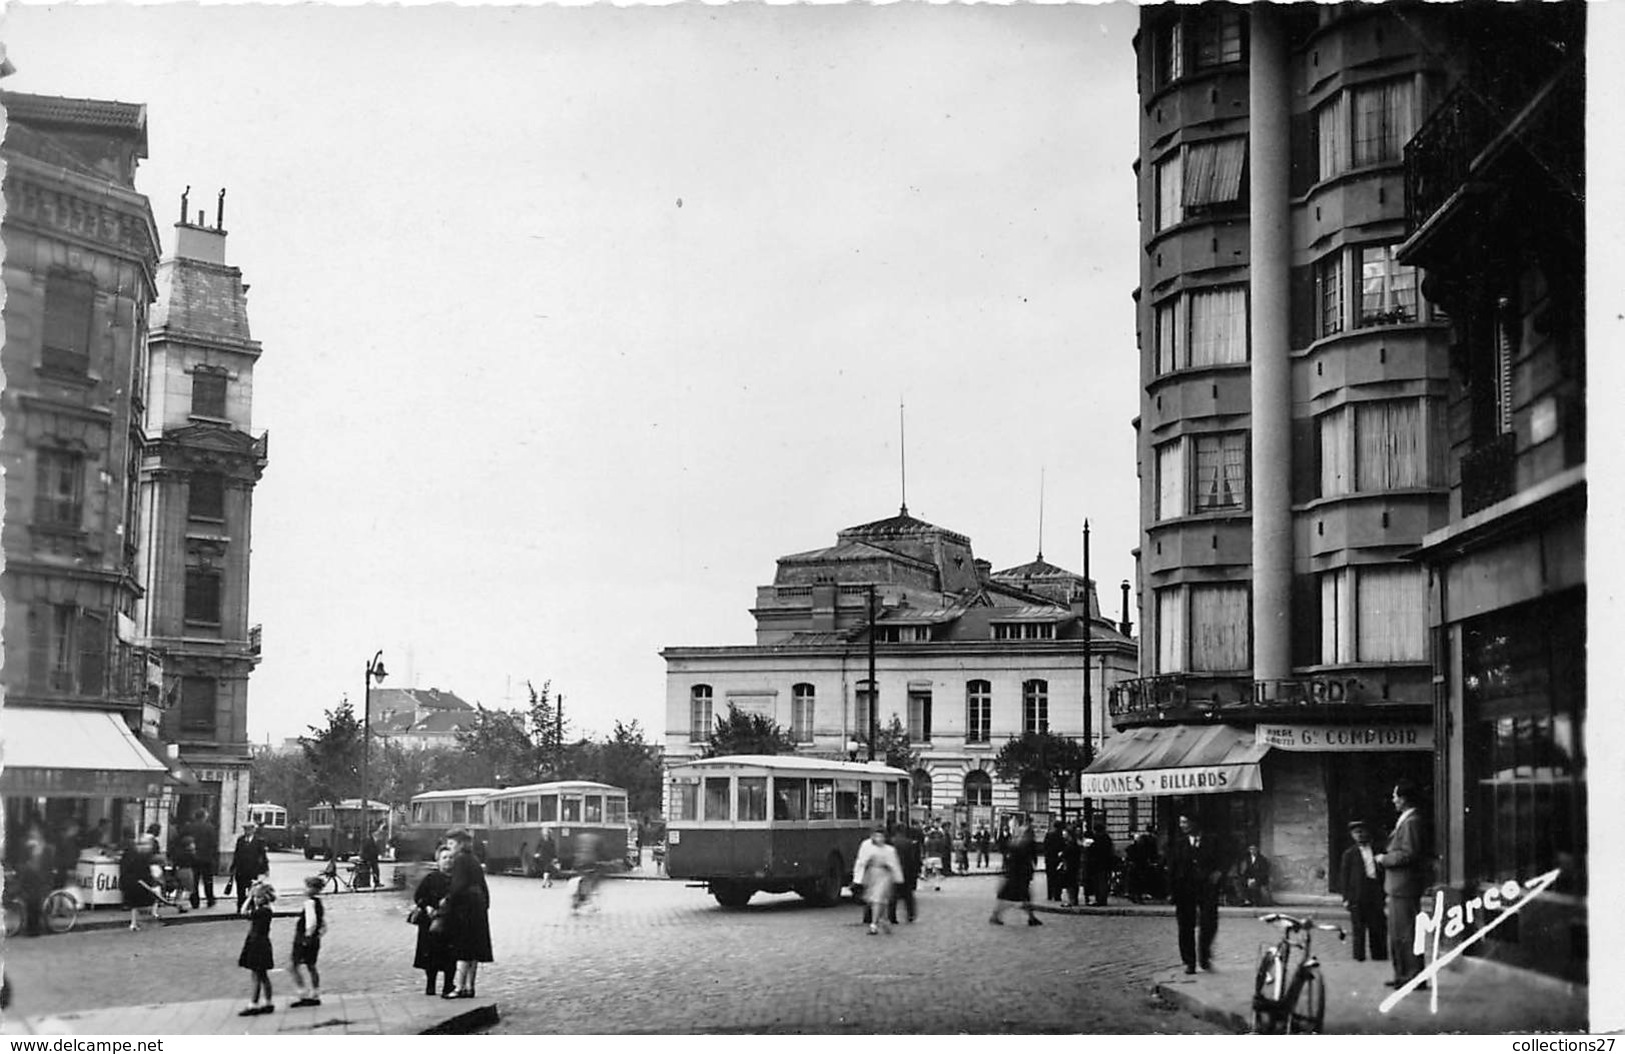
[1153,980,1251,1034]
[421,1002,500,1035]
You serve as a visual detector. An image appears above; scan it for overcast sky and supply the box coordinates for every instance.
[9,2,1158,744]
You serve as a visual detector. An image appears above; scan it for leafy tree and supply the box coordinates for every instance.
[992,731,1092,816]
[249,748,318,818]
[527,680,568,779]
[855,714,921,773]
[703,705,797,758]
[597,719,664,817]
[371,740,443,806]
[300,700,364,804]
[453,706,538,787]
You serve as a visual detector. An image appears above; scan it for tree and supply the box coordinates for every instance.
[300,700,364,805]
[992,732,1092,817]
[855,714,921,773]
[249,748,318,818]
[597,719,664,818]
[526,680,567,779]
[453,706,538,787]
[703,705,797,758]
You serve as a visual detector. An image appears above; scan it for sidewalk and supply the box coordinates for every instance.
[1,992,496,1036]
[1147,914,1587,1034]
[64,871,399,933]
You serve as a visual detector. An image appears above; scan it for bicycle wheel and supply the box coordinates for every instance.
[2,899,21,938]
[1286,967,1326,1034]
[1251,947,1286,1034]
[43,891,77,934]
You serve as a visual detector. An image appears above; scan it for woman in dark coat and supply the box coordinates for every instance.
[439,828,492,999]
[120,833,158,931]
[990,817,1042,926]
[413,846,457,996]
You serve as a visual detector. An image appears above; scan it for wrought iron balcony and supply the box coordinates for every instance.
[1461,431,1517,517]
[1111,673,1374,722]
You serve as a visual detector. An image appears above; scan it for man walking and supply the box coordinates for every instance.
[184,810,219,908]
[1376,780,1430,988]
[1338,820,1388,962]
[229,822,270,914]
[1168,813,1226,974]
[888,824,921,924]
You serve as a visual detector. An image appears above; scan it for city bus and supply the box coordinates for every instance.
[303,799,390,860]
[664,755,911,908]
[397,788,496,861]
[247,803,290,850]
[484,781,629,875]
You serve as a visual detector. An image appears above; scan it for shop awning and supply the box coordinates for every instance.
[0,707,169,799]
[1080,724,1268,798]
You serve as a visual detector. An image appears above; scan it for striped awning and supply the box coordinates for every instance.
[1080,724,1268,798]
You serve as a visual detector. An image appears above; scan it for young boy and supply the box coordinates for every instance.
[290,875,328,1007]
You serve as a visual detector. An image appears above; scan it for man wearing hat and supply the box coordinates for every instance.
[1338,820,1387,961]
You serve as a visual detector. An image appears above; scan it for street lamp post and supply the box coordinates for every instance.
[360,650,388,845]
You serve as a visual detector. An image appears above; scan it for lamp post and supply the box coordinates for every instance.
[360,650,388,841]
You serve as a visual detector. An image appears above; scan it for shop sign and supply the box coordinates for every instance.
[0,767,163,798]
[1079,763,1263,798]
[1256,724,1433,752]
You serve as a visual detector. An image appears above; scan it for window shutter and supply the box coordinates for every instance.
[1288,264,1316,350]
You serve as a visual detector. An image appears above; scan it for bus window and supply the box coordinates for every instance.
[737,777,767,822]
[703,778,731,822]
[857,782,874,821]
[585,796,603,823]
[810,779,834,820]
[773,778,807,821]
[870,784,885,822]
[469,802,485,824]
[526,797,541,823]
[672,781,698,821]
[835,780,860,820]
[541,795,558,822]
[563,797,582,822]
[452,801,467,823]
[606,797,627,824]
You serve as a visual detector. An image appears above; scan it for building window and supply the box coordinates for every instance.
[34,449,85,529]
[1320,569,1354,665]
[1018,773,1049,815]
[1157,440,1186,520]
[189,472,225,522]
[192,370,228,419]
[184,570,222,625]
[1351,78,1417,168]
[965,680,991,743]
[791,683,815,743]
[1315,251,1346,338]
[964,770,992,808]
[42,271,95,376]
[1189,584,1250,672]
[1187,286,1248,366]
[1153,19,1184,87]
[1181,138,1247,212]
[1155,151,1183,232]
[1357,245,1419,327]
[689,685,713,742]
[1192,8,1243,69]
[1022,680,1049,735]
[907,690,932,743]
[993,622,1054,641]
[1355,565,1426,662]
[1319,400,1437,497]
[910,769,933,809]
[1155,297,1183,375]
[29,605,106,695]
[1193,433,1247,511]
[855,681,876,742]
[1314,94,1348,183]
[179,676,218,736]
[1156,587,1188,674]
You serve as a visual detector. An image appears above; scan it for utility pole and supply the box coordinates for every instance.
[867,584,878,762]
[1082,520,1093,830]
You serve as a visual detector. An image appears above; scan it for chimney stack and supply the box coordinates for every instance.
[1120,579,1134,637]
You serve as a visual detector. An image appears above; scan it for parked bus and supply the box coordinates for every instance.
[303,799,390,860]
[247,803,290,850]
[398,788,496,861]
[484,781,629,875]
[664,755,911,908]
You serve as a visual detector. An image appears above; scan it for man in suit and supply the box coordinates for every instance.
[1338,820,1388,962]
[1375,779,1430,987]
[183,810,219,909]
[887,824,921,924]
[1167,813,1227,973]
[229,823,270,914]
[1042,820,1065,901]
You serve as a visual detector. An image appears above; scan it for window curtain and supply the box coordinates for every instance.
[1188,287,1247,366]
[1320,569,1353,664]
[1316,95,1348,180]
[1360,245,1418,324]
[1353,78,1415,167]
[1316,252,1344,337]
[1182,138,1246,207]
[1193,434,1245,510]
[1189,584,1249,671]
[1156,152,1183,231]
[1356,400,1426,490]
[1158,440,1186,519]
[1318,407,1351,496]
[1221,433,1246,507]
[1157,587,1187,673]
[1156,298,1183,373]
[1356,565,1426,661]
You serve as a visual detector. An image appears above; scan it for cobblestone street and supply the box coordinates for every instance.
[1,867,1221,1034]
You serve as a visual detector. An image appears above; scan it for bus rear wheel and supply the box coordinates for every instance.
[304,847,315,860]
[711,882,753,909]
[798,852,845,907]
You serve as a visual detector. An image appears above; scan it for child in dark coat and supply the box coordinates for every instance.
[237,881,277,1016]
[291,875,327,1007]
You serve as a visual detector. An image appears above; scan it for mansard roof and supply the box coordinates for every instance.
[1,91,148,153]
[836,508,970,547]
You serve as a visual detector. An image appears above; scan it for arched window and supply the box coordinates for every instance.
[964,770,993,807]
[1023,679,1049,734]
[1018,773,1049,814]
[910,769,933,809]
[965,680,991,743]
[689,685,713,742]
[791,683,815,743]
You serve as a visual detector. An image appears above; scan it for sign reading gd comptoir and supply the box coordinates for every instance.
[1255,724,1434,752]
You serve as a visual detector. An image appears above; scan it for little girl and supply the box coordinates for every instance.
[290,875,327,1007]
[237,881,277,1016]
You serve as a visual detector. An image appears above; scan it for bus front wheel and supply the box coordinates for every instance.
[799,852,845,907]
[711,882,753,909]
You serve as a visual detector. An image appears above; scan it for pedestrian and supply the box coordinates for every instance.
[1234,844,1273,907]
[290,874,328,1007]
[185,810,219,909]
[953,824,970,876]
[927,823,948,878]
[851,827,903,935]
[228,822,270,914]
[1059,826,1082,907]
[440,827,492,999]
[414,846,458,996]
[120,831,160,931]
[888,825,921,925]
[1043,819,1064,901]
[1168,813,1226,973]
[236,880,277,1016]
[537,832,557,887]
[1125,826,1156,903]
[1086,822,1115,906]
[974,825,991,870]
[989,816,1042,927]
[170,833,197,915]
[1375,779,1430,989]
[1338,820,1388,962]
[16,822,54,936]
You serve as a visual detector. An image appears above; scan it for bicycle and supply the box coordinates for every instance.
[3,872,83,936]
[1251,912,1345,1034]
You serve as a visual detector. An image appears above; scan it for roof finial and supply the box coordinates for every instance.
[898,396,908,517]
[1037,466,1045,562]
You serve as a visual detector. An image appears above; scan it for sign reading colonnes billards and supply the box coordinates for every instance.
[1255,724,1434,751]
[1079,763,1264,797]
[0,769,163,798]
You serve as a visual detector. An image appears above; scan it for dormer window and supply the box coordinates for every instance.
[992,622,1055,641]
[876,625,931,643]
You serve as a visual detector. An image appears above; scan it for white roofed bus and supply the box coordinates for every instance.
[484,781,630,876]
[664,755,911,908]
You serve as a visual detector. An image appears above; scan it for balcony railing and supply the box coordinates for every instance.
[1112,673,1372,722]
[1460,431,1517,517]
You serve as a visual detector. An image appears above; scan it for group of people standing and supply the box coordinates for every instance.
[1039,818,1117,908]
[410,827,494,999]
